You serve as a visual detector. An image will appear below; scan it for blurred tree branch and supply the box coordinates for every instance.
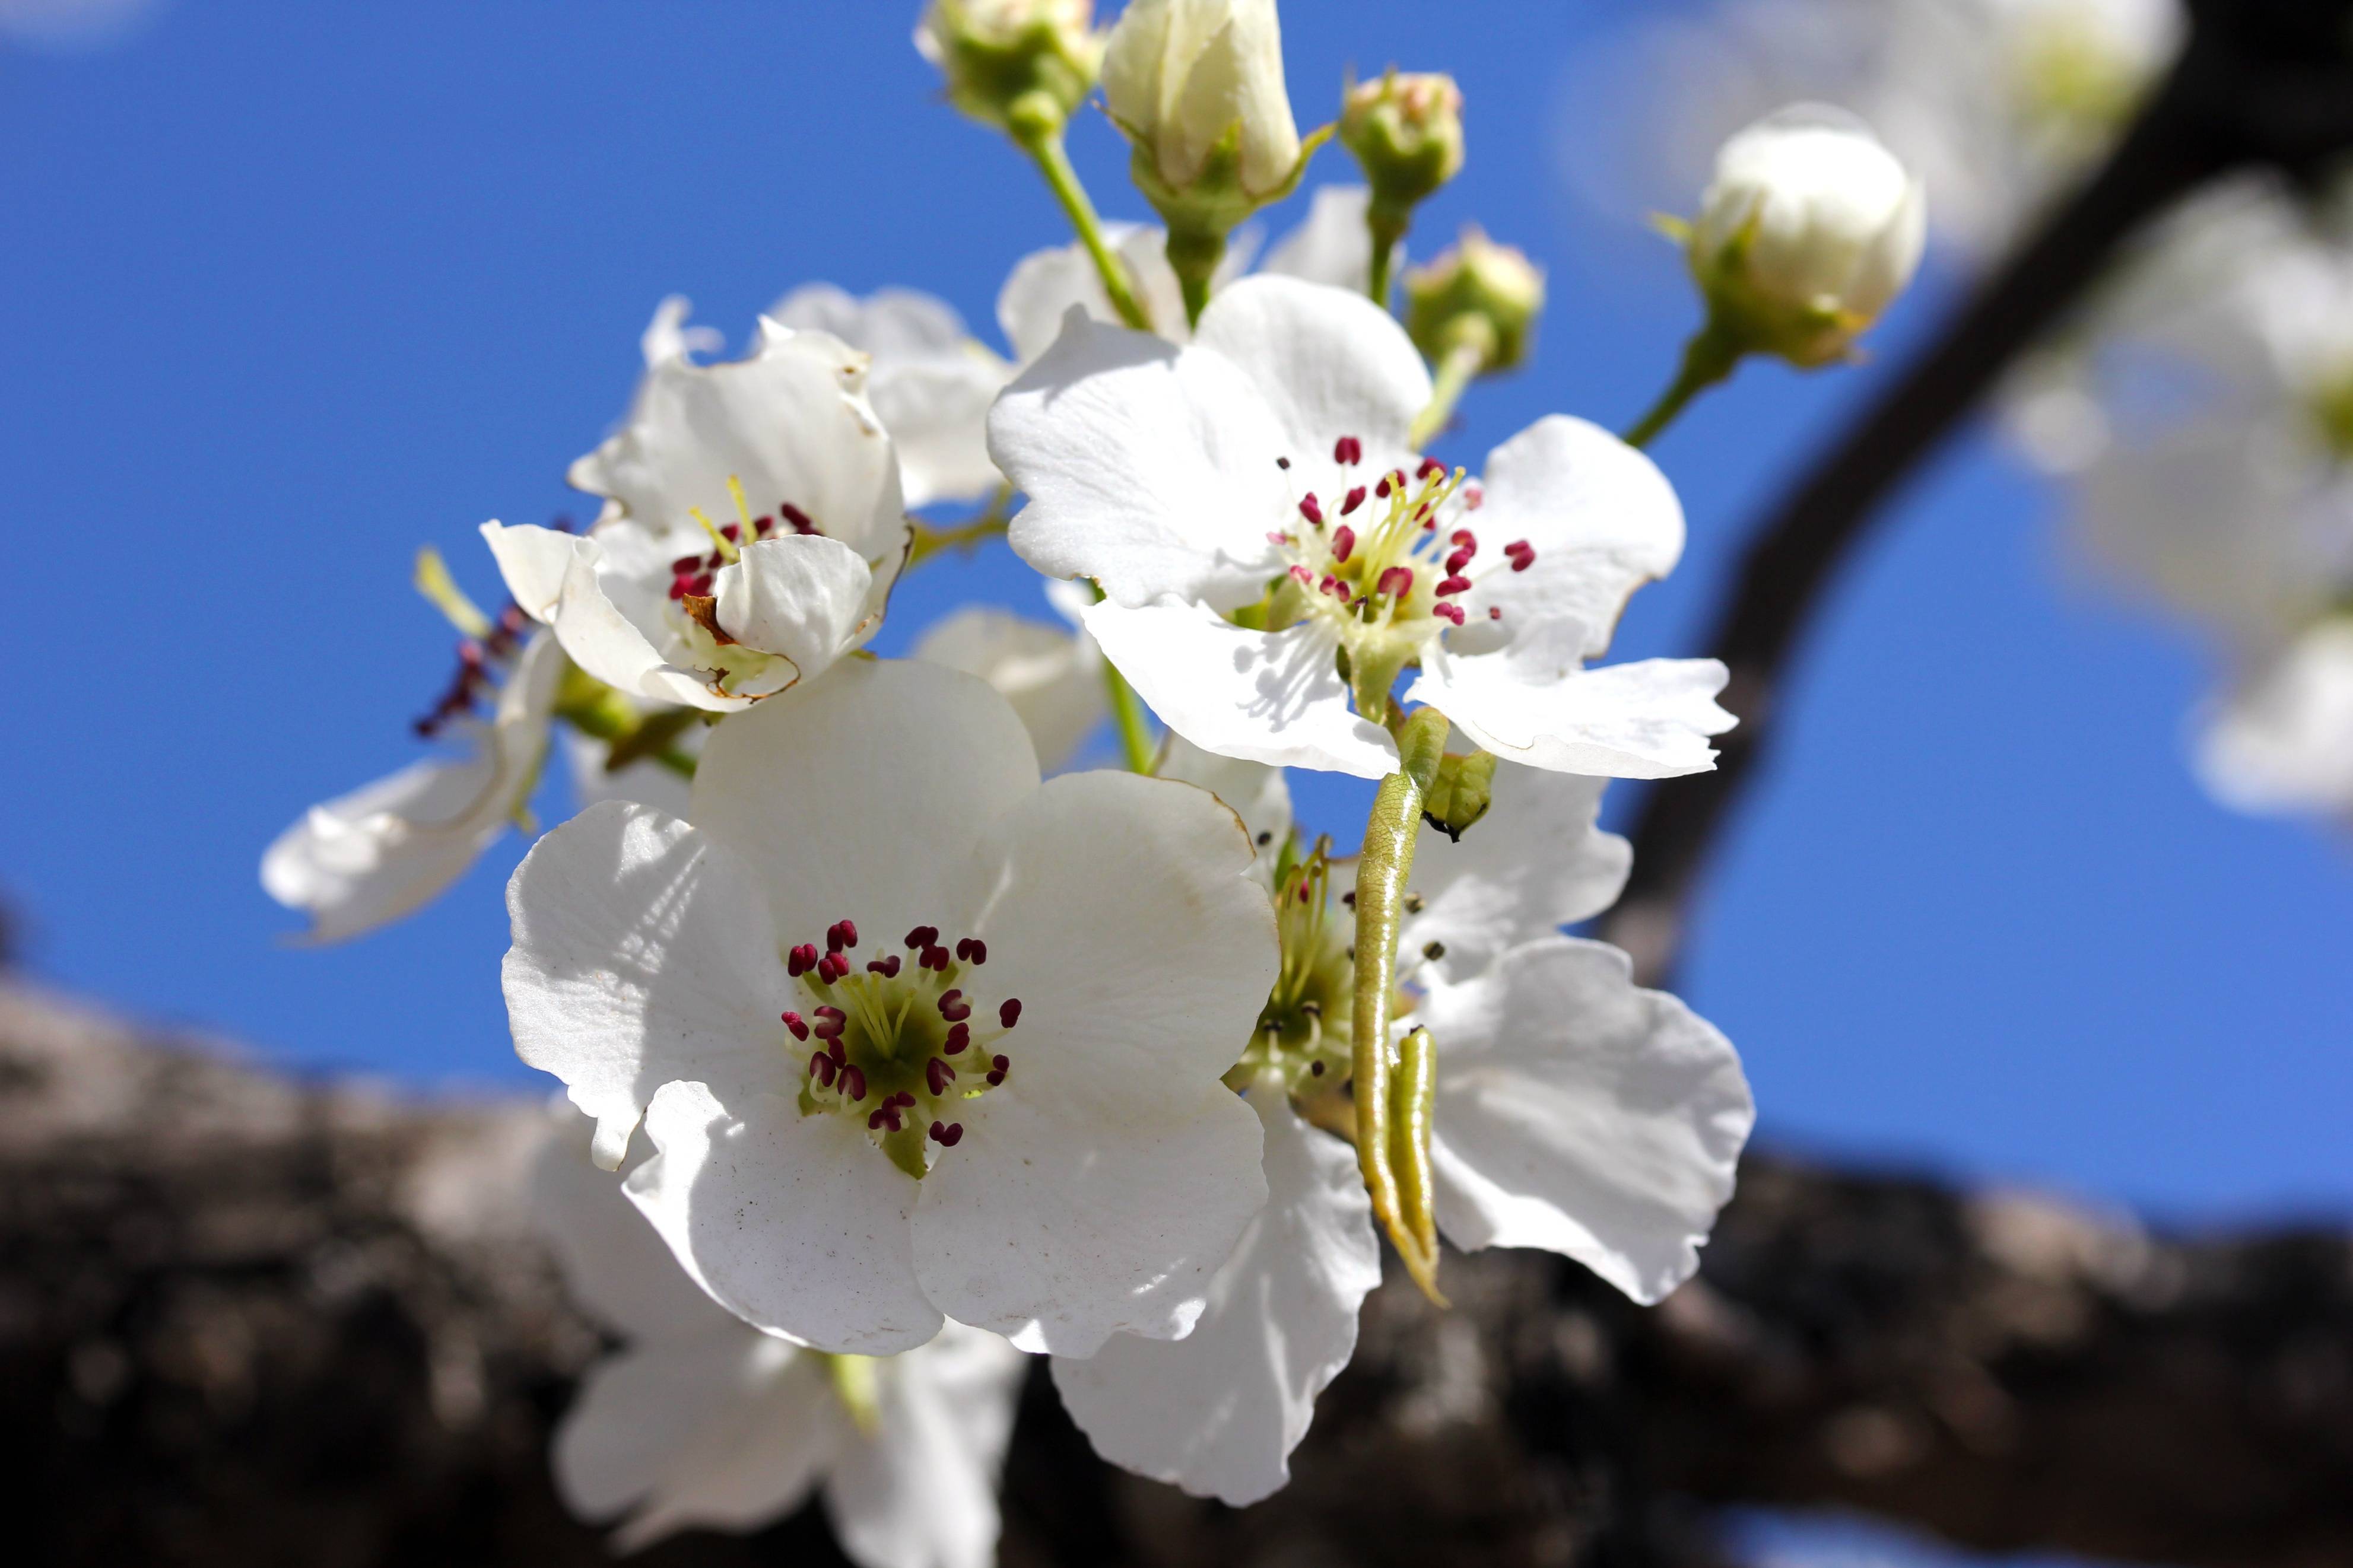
[1604,0,2353,987]
[8,981,2348,1568]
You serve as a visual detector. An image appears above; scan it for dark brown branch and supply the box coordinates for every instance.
[8,982,2349,1567]
[1605,0,2353,987]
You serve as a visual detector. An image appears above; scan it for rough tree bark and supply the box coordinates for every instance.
[6,981,2346,1568]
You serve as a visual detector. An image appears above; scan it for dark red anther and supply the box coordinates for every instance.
[836,918,859,949]
[931,1121,964,1146]
[869,1106,900,1132]
[998,998,1021,1029]
[809,1051,836,1086]
[1504,540,1534,572]
[867,955,901,978]
[1445,547,1475,575]
[1437,575,1471,597]
[905,925,939,950]
[828,1037,847,1065]
[720,523,740,543]
[787,944,815,978]
[814,1004,845,1025]
[1341,485,1367,516]
[937,990,972,1022]
[753,516,773,535]
[926,1057,956,1095]
[1417,457,1446,481]
[1333,435,1363,465]
[1377,566,1414,598]
[666,578,688,600]
[1376,475,1393,498]
[1310,1059,1326,1076]
[1434,603,1466,626]
[1298,494,1324,527]
[811,1017,844,1043]
[922,944,951,972]
[955,937,986,965]
[943,1022,970,1054]
[1488,605,1503,619]
[1276,455,1291,469]
[840,1065,868,1102]
[782,1010,810,1041]
[781,502,816,535]
[1450,528,1476,548]
[689,573,715,596]
[672,555,701,574]
[817,952,847,983]
[1331,525,1355,563]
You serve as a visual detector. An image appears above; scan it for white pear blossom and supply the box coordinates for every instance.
[2195,620,2353,819]
[770,285,1014,510]
[534,1118,1025,1564]
[263,632,560,943]
[483,299,912,714]
[913,582,1105,772]
[1051,745,1745,1505]
[1101,0,1301,204]
[1689,106,1926,367]
[991,273,1734,780]
[503,656,1276,1357]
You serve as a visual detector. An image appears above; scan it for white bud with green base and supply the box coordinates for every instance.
[1101,0,1326,324]
[1338,71,1464,305]
[915,0,1104,138]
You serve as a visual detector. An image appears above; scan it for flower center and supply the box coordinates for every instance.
[783,917,1022,1179]
[1236,435,1536,717]
[661,476,829,698]
[415,602,532,738]
[1229,842,1357,1096]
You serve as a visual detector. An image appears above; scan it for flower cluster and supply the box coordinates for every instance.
[254,2,1922,1559]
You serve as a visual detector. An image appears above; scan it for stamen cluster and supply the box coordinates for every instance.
[783,915,1023,1175]
[415,602,534,738]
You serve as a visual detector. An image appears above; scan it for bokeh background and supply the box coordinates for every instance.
[0,0,2342,1285]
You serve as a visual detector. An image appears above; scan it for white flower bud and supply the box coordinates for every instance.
[1102,0,1303,205]
[1405,228,1545,373]
[914,0,1103,136]
[1687,106,1926,368]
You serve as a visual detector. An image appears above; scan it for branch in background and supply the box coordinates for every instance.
[8,984,2348,1568]
[1605,0,2353,987]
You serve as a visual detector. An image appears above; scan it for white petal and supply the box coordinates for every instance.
[480,520,578,622]
[1412,622,1733,780]
[1155,730,1294,860]
[770,283,973,357]
[501,802,787,1166]
[996,224,1190,360]
[995,311,1290,610]
[716,533,881,681]
[1406,764,1629,977]
[1083,598,1398,778]
[689,657,1041,959]
[556,1331,847,1551]
[1050,1086,1379,1505]
[630,1082,943,1354]
[263,634,560,943]
[543,528,746,714]
[531,1114,736,1341]
[571,304,909,565]
[912,769,1280,1353]
[1423,939,1753,1303]
[913,603,1106,774]
[824,1325,1027,1568]
[1455,416,1687,659]
[1260,185,1380,294]
[1190,275,1431,465]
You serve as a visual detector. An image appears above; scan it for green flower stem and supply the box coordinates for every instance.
[1624,320,1743,449]
[1409,338,1485,449]
[908,482,1016,569]
[1351,705,1449,1300]
[1167,225,1225,330]
[1366,205,1408,310]
[1014,123,1153,333]
[1087,582,1157,775]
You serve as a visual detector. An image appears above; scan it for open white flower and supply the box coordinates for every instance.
[263,632,560,943]
[534,1118,1025,1564]
[913,583,1104,772]
[483,299,912,714]
[503,657,1276,1357]
[1051,744,1738,1505]
[992,273,1733,780]
[770,284,1013,510]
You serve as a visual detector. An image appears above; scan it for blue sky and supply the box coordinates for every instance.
[1,0,2344,1230]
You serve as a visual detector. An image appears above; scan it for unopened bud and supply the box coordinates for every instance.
[1103,0,1316,243]
[1419,748,1497,842]
[1405,228,1545,373]
[1340,71,1464,221]
[1683,105,1925,368]
[914,0,1103,139]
